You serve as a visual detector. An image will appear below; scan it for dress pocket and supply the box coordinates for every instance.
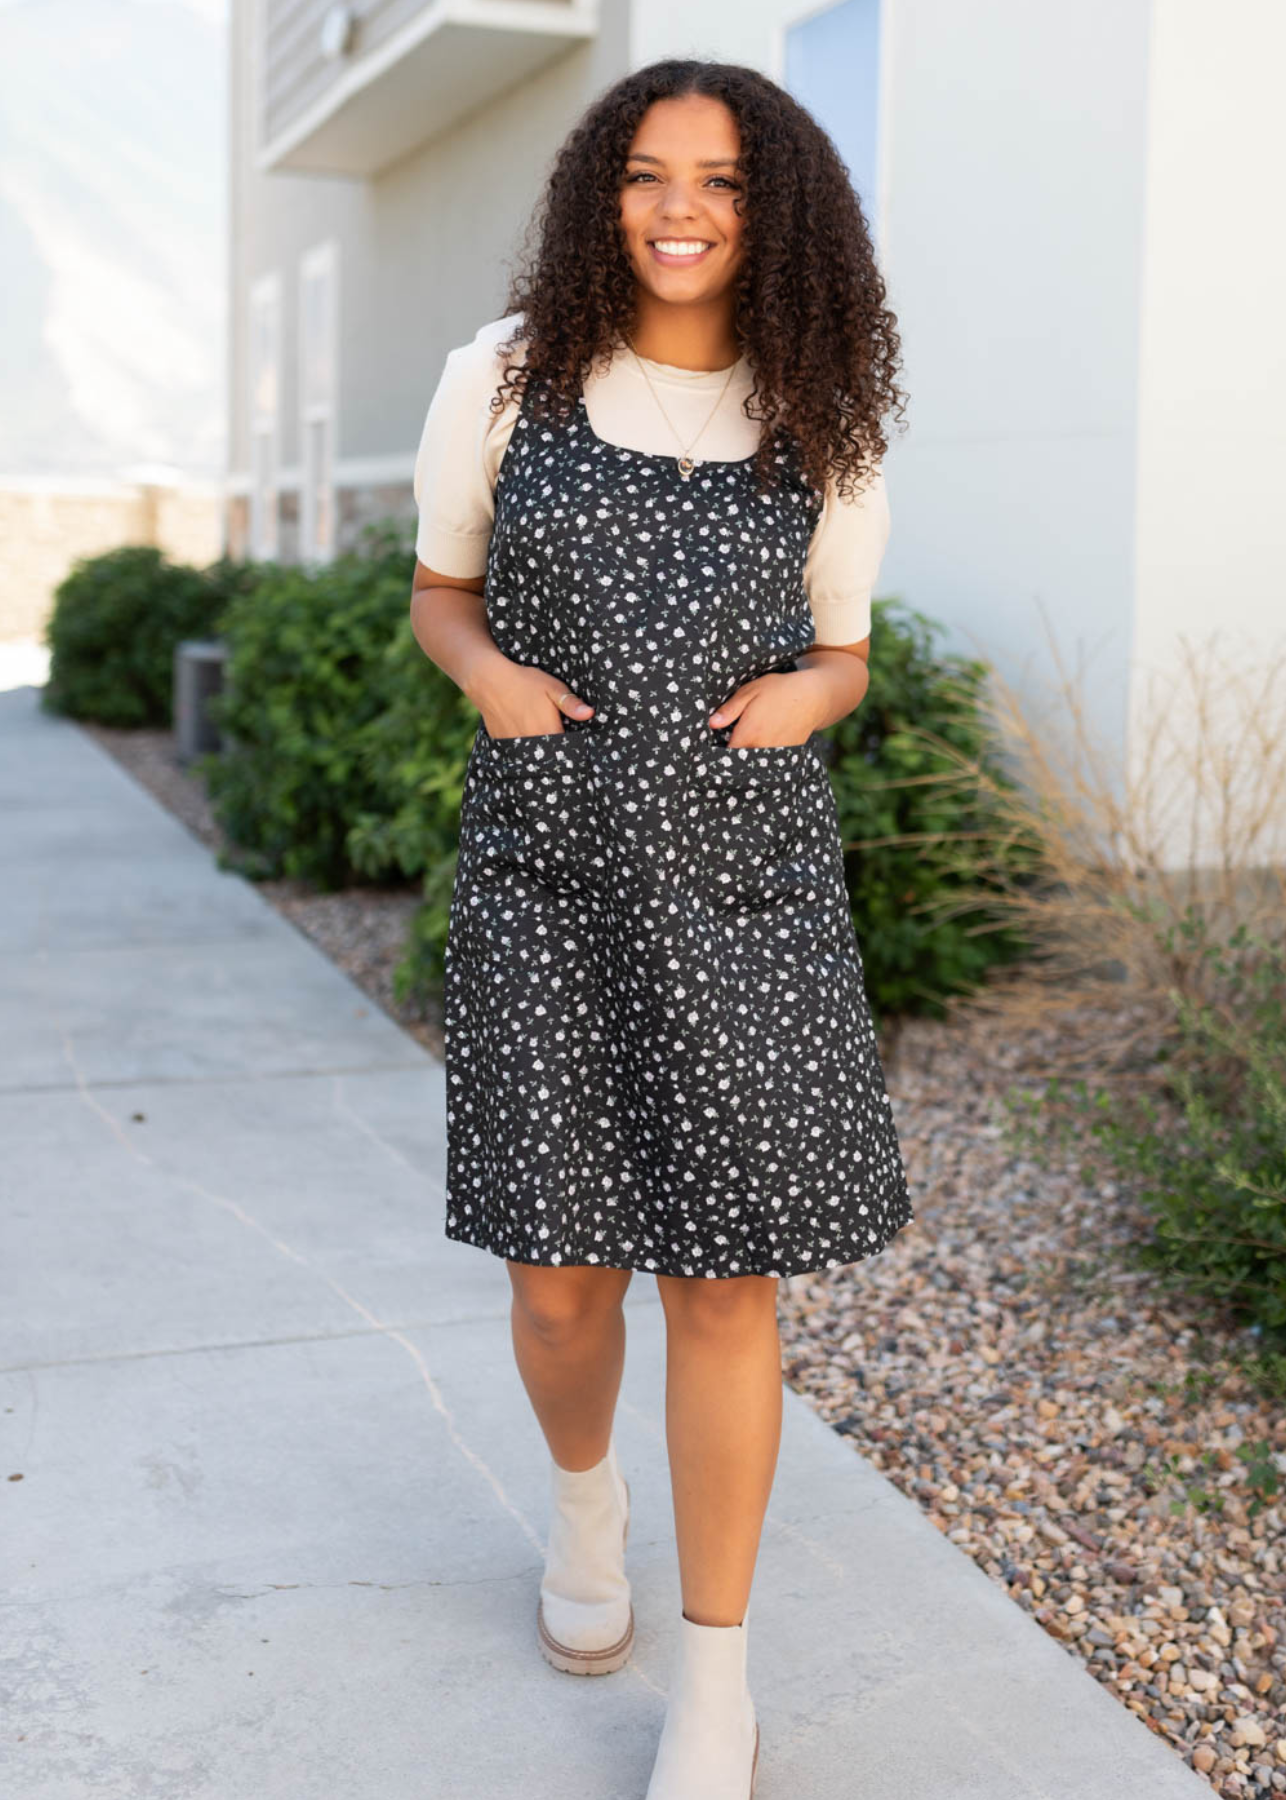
[698,739,815,787]
[689,739,817,910]
[468,723,603,892]
[477,708,600,746]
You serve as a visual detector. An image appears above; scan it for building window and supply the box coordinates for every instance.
[783,0,884,242]
[299,242,338,565]
[248,272,281,559]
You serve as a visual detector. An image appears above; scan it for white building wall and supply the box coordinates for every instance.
[1129,0,1286,867]
[375,11,632,475]
[873,0,1154,783]
[228,0,632,541]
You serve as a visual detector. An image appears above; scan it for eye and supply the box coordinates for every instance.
[623,172,742,189]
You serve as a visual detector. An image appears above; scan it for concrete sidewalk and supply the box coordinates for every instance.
[1,679,1210,1799]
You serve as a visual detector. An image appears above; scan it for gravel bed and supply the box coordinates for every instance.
[87,721,1283,1793]
[780,1005,1284,1796]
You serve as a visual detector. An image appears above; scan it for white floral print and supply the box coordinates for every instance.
[441,379,914,1278]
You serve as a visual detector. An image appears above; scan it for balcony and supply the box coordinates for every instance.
[259,0,599,178]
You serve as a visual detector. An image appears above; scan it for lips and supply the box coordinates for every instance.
[648,240,715,268]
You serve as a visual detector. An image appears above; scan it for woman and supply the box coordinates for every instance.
[409,58,913,1799]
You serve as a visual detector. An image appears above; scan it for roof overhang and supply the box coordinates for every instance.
[259,0,599,179]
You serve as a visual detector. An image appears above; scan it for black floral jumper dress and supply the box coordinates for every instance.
[442,370,914,1279]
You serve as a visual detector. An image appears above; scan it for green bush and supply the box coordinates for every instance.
[42,544,226,727]
[202,550,277,619]
[201,523,423,888]
[345,620,479,993]
[1004,916,1286,1364]
[824,598,1039,1020]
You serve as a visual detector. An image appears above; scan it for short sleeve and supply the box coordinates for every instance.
[803,464,891,645]
[412,320,523,576]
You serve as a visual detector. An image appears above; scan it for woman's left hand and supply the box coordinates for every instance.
[708,649,869,746]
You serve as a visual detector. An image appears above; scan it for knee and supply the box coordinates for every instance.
[658,1273,777,1340]
[509,1268,626,1348]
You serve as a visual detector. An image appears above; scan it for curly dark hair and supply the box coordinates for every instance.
[490,58,906,501]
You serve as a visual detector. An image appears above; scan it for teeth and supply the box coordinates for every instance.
[653,240,710,256]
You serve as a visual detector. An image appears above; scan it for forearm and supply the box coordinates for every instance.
[795,645,870,731]
[408,585,509,709]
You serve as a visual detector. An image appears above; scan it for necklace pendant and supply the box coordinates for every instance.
[677,455,696,478]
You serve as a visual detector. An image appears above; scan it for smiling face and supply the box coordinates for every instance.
[618,93,746,309]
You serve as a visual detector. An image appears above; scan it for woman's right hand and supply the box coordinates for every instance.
[472,652,595,739]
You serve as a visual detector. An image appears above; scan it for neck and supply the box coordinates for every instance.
[627,292,740,371]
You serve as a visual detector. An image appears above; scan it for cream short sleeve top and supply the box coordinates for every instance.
[413,312,889,646]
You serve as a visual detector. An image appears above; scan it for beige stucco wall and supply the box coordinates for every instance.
[0,482,222,642]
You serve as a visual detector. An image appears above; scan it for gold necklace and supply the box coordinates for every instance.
[626,342,740,480]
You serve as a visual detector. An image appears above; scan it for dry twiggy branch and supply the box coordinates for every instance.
[845,607,1286,1072]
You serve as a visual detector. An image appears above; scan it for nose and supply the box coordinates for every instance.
[653,179,702,225]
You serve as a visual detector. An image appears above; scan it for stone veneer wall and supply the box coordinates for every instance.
[0,482,222,642]
[222,482,418,565]
[338,483,418,548]
[4,476,423,647]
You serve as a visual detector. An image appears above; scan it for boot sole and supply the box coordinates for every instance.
[537,1599,635,1674]
[537,1475,633,1676]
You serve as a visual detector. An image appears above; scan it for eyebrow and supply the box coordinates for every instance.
[625,154,741,169]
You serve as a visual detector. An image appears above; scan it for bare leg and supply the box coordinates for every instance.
[507,1261,634,1470]
[654,1273,783,1627]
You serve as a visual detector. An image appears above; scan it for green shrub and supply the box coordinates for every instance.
[344,620,478,992]
[201,528,420,887]
[824,598,1040,1020]
[42,544,225,727]
[202,550,277,619]
[1004,915,1286,1360]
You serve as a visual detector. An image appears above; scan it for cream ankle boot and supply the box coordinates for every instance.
[644,1604,759,1799]
[536,1436,634,1675]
